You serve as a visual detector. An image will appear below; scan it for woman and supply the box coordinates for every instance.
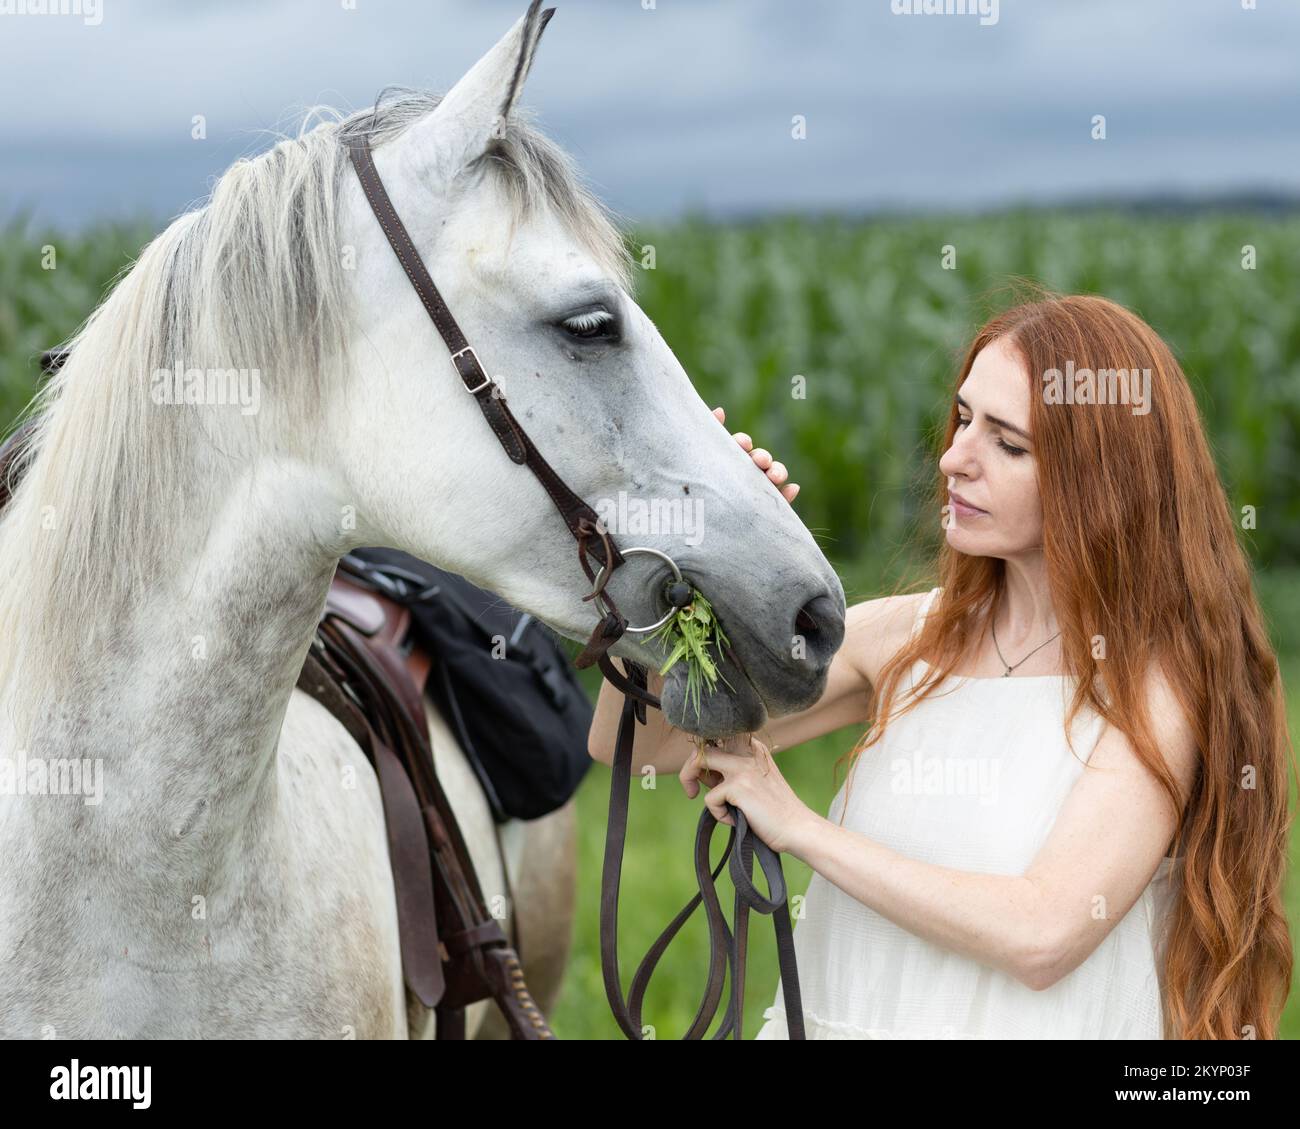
[589,290,1295,1039]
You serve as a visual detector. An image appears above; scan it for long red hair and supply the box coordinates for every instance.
[837,287,1295,1039]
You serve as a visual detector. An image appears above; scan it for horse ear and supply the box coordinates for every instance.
[399,1,556,181]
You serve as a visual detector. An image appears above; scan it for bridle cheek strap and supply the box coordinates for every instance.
[346,134,628,668]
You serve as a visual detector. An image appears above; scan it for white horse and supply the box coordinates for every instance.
[0,1,845,1038]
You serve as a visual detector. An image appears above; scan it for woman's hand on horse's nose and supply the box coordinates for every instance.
[712,406,800,504]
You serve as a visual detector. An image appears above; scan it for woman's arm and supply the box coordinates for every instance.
[781,665,1199,991]
[785,821,1045,985]
[587,660,697,774]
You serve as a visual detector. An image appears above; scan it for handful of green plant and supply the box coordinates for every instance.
[646,588,735,723]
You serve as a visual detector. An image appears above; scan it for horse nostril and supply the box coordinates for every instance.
[794,593,845,659]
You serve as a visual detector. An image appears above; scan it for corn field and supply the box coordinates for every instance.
[5,208,1296,576]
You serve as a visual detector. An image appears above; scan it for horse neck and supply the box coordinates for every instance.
[0,438,342,852]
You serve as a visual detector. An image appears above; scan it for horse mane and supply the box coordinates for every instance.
[0,90,633,710]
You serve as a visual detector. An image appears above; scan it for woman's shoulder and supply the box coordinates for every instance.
[848,586,940,690]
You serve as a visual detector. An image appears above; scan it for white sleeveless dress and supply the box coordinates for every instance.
[755,586,1178,1040]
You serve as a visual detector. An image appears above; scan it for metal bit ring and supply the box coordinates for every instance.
[591,546,688,635]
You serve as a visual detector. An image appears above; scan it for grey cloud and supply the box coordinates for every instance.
[0,0,1295,227]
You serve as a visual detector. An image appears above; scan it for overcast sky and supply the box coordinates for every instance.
[1,0,1297,229]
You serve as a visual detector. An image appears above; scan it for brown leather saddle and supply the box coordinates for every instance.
[0,408,554,1040]
[299,565,555,1039]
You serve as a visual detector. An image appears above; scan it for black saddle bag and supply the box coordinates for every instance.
[342,547,594,823]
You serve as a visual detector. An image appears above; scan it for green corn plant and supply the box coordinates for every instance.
[646,589,735,725]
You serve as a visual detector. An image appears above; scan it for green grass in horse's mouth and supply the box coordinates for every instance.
[646,588,736,725]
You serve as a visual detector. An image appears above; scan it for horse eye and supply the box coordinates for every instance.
[559,309,617,340]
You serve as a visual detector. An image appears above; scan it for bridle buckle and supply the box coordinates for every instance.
[451,345,493,394]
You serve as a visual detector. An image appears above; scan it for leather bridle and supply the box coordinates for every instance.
[347,132,806,1040]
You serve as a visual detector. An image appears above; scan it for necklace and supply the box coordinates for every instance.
[990,616,1061,677]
